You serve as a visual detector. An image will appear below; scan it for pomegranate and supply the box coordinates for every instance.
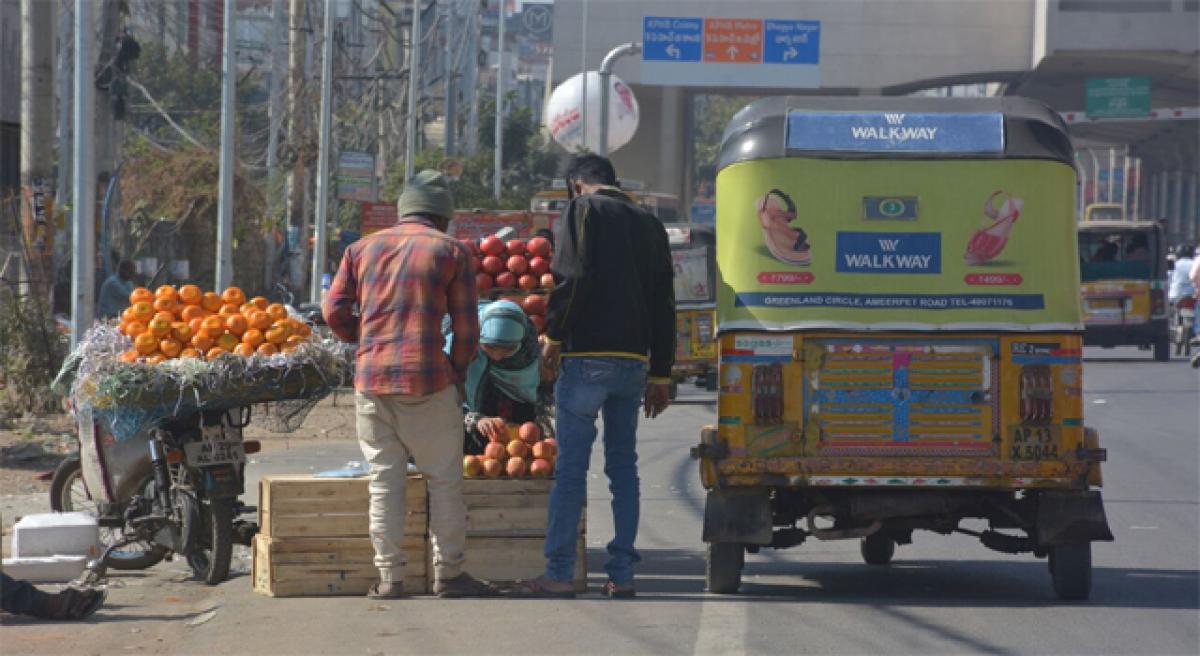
[481,255,505,275]
[495,272,517,288]
[506,239,527,256]
[540,273,556,289]
[480,236,505,256]
[518,421,541,443]
[521,295,547,315]
[482,458,503,478]
[528,256,550,277]
[507,255,529,275]
[476,273,494,291]
[505,457,528,478]
[527,237,552,259]
[531,441,555,460]
[530,458,553,478]
[542,438,558,457]
[518,274,538,291]
[506,439,529,459]
[463,455,482,477]
[484,442,507,461]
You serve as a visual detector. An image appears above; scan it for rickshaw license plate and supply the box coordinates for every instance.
[184,440,245,467]
[1009,426,1061,460]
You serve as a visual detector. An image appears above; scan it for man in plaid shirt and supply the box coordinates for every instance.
[324,170,498,599]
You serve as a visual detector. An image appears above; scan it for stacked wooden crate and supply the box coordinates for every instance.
[446,478,586,593]
[253,475,428,596]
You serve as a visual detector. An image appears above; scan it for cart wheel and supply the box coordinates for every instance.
[860,532,895,565]
[1153,337,1170,362]
[706,542,744,594]
[1049,542,1092,601]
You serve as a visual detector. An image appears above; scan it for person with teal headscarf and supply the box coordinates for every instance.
[445,300,542,453]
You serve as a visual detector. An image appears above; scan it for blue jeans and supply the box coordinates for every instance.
[545,356,647,584]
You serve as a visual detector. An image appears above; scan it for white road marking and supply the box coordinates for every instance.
[693,596,749,655]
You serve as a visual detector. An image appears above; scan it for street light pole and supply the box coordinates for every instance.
[311,0,335,305]
[597,42,640,158]
[493,2,506,200]
[70,0,95,347]
[405,0,421,181]
[215,0,237,290]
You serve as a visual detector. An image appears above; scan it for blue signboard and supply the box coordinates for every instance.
[836,232,942,274]
[762,20,820,64]
[690,201,715,225]
[643,16,703,62]
[787,112,1005,153]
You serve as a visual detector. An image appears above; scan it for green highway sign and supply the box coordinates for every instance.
[1086,77,1151,119]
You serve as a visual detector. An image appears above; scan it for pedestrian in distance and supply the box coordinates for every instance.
[323,170,500,599]
[97,260,136,319]
[511,154,676,599]
[1,572,105,620]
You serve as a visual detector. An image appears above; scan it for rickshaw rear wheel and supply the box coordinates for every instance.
[1153,337,1170,362]
[860,532,895,565]
[706,542,744,594]
[1048,542,1092,601]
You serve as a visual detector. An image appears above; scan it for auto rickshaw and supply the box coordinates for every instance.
[666,223,718,393]
[693,97,1112,601]
[1077,220,1170,361]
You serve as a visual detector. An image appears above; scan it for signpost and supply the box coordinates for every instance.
[360,201,397,236]
[641,15,820,88]
[337,151,376,202]
[1086,77,1151,119]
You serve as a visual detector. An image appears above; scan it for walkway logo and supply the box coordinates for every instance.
[884,113,905,125]
[836,232,942,274]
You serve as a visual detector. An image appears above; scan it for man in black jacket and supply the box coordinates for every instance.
[515,154,675,598]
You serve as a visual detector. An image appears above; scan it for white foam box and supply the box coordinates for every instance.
[11,512,101,559]
[1,555,89,582]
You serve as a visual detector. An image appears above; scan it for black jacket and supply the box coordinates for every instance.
[545,187,676,380]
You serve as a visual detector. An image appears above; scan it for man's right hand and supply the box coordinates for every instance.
[476,417,506,441]
[644,382,672,419]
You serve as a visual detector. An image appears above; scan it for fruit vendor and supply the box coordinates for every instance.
[446,300,541,454]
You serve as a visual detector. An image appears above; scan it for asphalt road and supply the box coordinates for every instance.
[3,347,1197,655]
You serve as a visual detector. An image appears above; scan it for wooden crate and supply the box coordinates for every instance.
[460,478,583,537]
[259,475,426,539]
[252,535,428,597]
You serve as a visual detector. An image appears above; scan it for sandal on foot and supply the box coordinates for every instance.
[507,576,576,599]
[367,581,405,599]
[601,580,635,599]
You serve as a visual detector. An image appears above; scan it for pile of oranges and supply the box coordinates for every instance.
[117,285,312,364]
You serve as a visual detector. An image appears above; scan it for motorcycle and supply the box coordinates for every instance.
[51,406,260,585]
[1171,297,1196,357]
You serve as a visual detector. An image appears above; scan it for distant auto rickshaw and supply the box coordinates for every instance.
[693,96,1112,601]
[1077,220,1170,361]
[666,224,717,393]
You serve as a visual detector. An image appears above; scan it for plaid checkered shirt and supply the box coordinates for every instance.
[322,217,479,396]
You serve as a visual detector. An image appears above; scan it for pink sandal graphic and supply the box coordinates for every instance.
[964,191,1023,266]
[756,189,811,266]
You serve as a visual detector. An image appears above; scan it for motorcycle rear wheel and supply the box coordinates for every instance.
[186,497,235,585]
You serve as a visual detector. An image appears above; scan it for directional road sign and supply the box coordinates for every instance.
[763,20,820,64]
[641,15,820,89]
[643,16,703,62]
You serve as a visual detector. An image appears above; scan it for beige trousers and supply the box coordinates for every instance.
[355,386,466,583]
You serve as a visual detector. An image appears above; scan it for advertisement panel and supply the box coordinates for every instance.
[715,158,1082,332]
[449,211,533,240]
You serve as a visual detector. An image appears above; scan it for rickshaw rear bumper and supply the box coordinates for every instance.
[1083,319,1168,346]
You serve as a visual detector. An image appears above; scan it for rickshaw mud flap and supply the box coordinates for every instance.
[702,488,774,545]
[1035,490,1114,545]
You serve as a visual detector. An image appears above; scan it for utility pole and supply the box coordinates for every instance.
[443,0,455,156]
[287,0,308,293]
[404,0,421,181]
[597,43,641,158]
[20,0,56,301]
[71,0,96,348]
[215,0,237,290]
[463,9,480,156]
[310,0,334,304]
[493,0,505,200]
[265,0,286,291]
[55,1,72,213]
[93,0,122,222]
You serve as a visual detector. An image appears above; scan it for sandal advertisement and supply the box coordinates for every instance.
[716,158,1083,332]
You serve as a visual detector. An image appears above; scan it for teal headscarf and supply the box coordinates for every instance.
[445,301,540,411]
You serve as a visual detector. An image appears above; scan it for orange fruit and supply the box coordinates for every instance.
[216,333,240,352]
[238,302,256,315]
[225,314,248,336]
[178,284,203,306]
[120,349,139,363]
[129,287,154,305]
[247,311,271,330]
[206,347,227,360]
[266,303,288,322]
[171,322,193,343]
[201,315,225,336]
[188,317,205,336]
[219,303,241,317]
[233,343,255,357]
[153,296,176,315]
[286,335,306,348]
[131,301,155,323]
[155,284,177,300]
[191,332,214,352]
[148,317,173,339]
[291,319,312,338]
[274,319,294,337]
[134,333,159,356]
[265,325,287,345]
[121,307,138,323]
[180,348,201,359]
[250,296,270,311]
[256,343,279,356]
[147,354,168,365]
[221,286,246,307]
[126,320,148,337]
[159,338,182,358]
[180,305,206,322]
[200,291,223,312]
[153,311,175,324]
[242,328,265,349]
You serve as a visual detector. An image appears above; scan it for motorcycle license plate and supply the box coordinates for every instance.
[184,440,245,467]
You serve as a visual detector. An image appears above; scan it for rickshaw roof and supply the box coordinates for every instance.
[718,96,1073,171]
[1077,220,1163,232]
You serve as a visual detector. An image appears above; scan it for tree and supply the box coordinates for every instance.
[692,95,759,184]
